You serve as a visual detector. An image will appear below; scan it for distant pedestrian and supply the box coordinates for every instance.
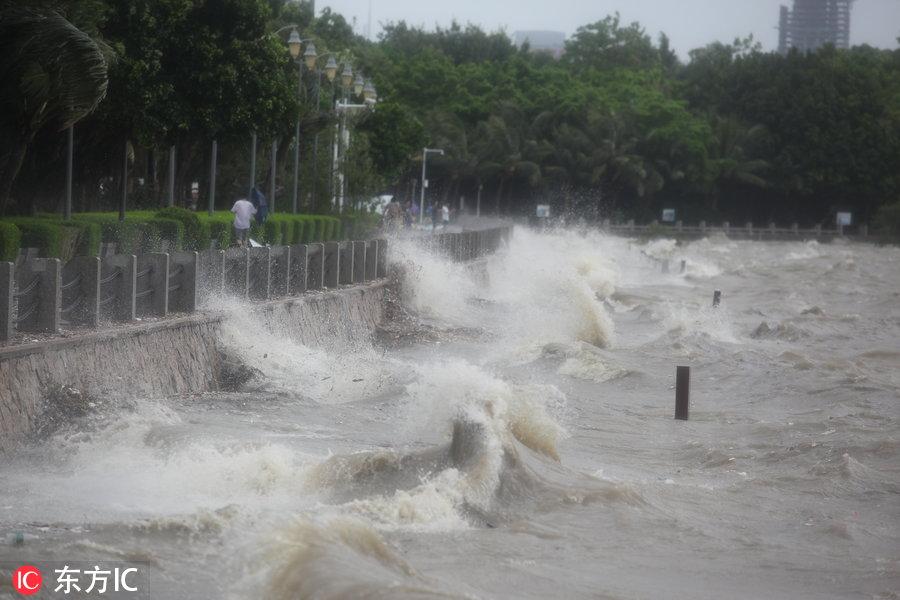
[441,204,450,229]
[231,197,256,247]
[250,186,268,224]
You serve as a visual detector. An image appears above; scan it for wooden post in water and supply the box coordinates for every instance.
[713,290,721,308]
[675,366,690,421]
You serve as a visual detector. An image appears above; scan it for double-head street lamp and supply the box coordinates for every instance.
[419,148,444,224]
[329,61,377,212]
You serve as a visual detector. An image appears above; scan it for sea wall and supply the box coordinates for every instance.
[0,280,389,450]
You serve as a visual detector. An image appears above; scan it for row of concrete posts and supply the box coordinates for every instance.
[0,227,512,343]
[0,239,388,342]
[426,227,511,261]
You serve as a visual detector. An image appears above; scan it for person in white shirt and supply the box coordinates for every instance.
[441,204,450,229]
[231,198,257,247]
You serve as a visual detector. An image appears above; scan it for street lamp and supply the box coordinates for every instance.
[287,28,302,58]
[332,74,378,212]
[363,80,376,103]
[419,147,444,225]
[324,55,338,82]
[303,42,318,69]
[341,63,353,90]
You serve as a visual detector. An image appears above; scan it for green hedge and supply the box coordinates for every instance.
[156,207,210,250]
[145,218,184,251]
[5,211,351,258]
[0,222,21,261]
[8,219,63,259]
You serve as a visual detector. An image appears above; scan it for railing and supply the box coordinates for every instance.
[596,219,869,239]
[0,226,512,343]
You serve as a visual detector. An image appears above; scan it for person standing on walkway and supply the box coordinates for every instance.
[231,197,256,247]
[250,186,268,225]
[441,204,450,229]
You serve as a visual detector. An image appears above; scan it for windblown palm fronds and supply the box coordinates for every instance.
[0,1,109,213]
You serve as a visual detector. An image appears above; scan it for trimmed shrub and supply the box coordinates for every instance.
[146,218,184,251]
[263,220,281,245]
[292,219,305,244]
[207,219,233,248]
[67,220,102,257]
[9,219,63,258]
[156,207,210,250]
[0,222,21,261]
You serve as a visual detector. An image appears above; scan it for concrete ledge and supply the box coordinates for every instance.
[0,279,390,451]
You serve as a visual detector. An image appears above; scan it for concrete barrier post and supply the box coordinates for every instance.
[454,233,463,260]
[249,247,272,301]
[61,256,100,327]
[101,254,136,322]
[323,241,340,288]
[365,240,377,281]
[376,239,387,278]
[289,244,308,294]
[15,258,61,333]
[136,253,169,318]
[307,243,324,290]
[224,247,250,298]
[339,241,354,285]
[198,249,225,301]
[353,241,366,283]
[1,262,13,341]
[169,251,199,313]
[269,246,290,298]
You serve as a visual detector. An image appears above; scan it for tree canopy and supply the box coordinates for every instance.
[2,1,898,225]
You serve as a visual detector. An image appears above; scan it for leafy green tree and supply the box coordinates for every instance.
[0,0,109,214]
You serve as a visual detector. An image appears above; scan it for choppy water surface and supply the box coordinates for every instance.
[2,229,899,599]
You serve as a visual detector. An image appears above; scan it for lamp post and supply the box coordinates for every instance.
[64,126,73,220]
[311,54,338,209]
[419,148,444,224]
[333,71,376,212]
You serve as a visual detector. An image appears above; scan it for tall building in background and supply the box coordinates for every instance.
[778,0,854,54]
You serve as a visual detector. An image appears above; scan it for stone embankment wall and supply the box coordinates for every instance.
[0,281,388,450]
[0,226,512,451]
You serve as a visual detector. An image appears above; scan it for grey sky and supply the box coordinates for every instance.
[319,0,900,57]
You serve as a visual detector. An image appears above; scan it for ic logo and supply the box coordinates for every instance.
[12,565,42,596]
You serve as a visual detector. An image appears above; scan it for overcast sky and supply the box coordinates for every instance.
[318,0,900,57]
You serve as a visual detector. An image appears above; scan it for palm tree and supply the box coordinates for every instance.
[472,107,542,213]
[702,116,769,211]
[0,2,109,214]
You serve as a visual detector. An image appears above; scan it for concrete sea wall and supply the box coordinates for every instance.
[0,281,388,450]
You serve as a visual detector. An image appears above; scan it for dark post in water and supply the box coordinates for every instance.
[713,290,721,308]
[675,366,690,421]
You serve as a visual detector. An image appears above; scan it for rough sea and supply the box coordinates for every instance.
[1,227,898,599]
